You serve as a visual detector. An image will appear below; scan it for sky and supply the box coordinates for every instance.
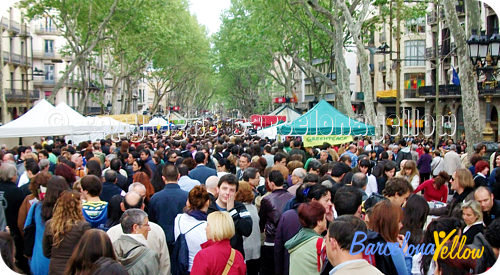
[189,0,231,35]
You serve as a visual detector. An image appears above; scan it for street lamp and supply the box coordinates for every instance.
[467,29,500,142]
[467,30,489,66]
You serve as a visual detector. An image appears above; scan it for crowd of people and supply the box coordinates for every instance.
[0,134,499,275]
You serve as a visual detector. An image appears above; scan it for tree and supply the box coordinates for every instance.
[443,0,482,154]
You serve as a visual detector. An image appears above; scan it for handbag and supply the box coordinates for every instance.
[222,248,236,275]
[23,203,37,257]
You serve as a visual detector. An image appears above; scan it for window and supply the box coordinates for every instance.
[404,73,425,98]
[406,17,425,33]
[44,40,54,55]
[404,40,425,66]
[44,64,54,81]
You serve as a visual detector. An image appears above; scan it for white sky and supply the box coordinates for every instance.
[189,0,231,35]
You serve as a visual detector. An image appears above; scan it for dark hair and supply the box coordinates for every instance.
[328,215,367,251]
[81,175,103,197]
[380,151,389,160]
[420,217,462,274]
[25,158,40,175]
[162,164,179,182]
[140,149,150,157]
[178,164,190,177]
[86,160,102,178]
[105,195,124,228]
[0,232,17,271]
[306,184,329,202]
[274,152,287,164]
[242,167,259,182]
[187,185,210,211]
[307,159,322,172]
[334,186,362,216]
[485,218,500,248]
[298,201,326,228]
[133,159,152,179]
[65,229,116,275]
[401,194,429,245]
[42,176,69,222]
[54,163,76,187]
[218,174,239,191]
[151,163,165,193]
[91,257,128,275]
[110,158,122,171]
[383,177,413,197]
[359,159,372,174]
[194,152,206,164]
[303,173,319,184]
[268,170,284,187]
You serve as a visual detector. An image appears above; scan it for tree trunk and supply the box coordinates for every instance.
[443,0,482,155]
[465,0,480,39]
[333,14,355,118]
[337,0,376,126]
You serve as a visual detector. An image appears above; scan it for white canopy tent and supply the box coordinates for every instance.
[256,123,280,139]
[0,100,91,138]
[269,105,301,122]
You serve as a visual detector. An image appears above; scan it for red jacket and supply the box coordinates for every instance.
[191,239,246,275]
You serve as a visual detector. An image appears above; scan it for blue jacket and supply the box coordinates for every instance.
[100,181,123,203]
[145,156,157,174]
[25,202,50,275]
[188,164,217,184]
[82,201,108,229]
[148,184,188,245]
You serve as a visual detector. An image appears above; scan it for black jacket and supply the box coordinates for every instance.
[208,200,252,257]
[259,189,293,243]
[0,180,26,237]
[483,199,500,226]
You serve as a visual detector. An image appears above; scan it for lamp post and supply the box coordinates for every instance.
[467,28,500,142]
[106,101,112,114]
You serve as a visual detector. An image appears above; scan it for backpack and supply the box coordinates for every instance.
[171,216,205,275]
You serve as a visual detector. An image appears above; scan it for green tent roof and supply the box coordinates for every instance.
[277,100,375,136]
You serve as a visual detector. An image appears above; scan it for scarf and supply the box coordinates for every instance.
[188,210,207,221]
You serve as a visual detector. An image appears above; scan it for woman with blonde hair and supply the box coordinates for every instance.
[42,190,91,275]
[430,168,475,218]
[401,160,420,189]
[191,211,246,275]
[461,200,485,244]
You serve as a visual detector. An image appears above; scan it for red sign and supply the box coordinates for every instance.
[250,115,286,127]
[273,97,297,103]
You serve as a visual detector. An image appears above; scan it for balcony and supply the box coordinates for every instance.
[20,24,30,37]
[2,51,30,66]
[425,47,436,60]
[4,89,40,102]
[427,12,437,25]
[35,26,60,35]
[33,78,56,87]
[376,89,397,103]
[404,90,418,98]
[0,17,8,29]
[418,85,461,98]
[9,19,20,33]
[20,55,32,66]
[33,50,59,60]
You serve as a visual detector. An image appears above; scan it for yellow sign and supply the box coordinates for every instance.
[303,135,353,147]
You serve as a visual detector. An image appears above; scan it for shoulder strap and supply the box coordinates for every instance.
[316,238,323,272]
[222,248,236,275]
[184,221,205,235]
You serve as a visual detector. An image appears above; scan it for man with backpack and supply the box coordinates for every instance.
[395,140,412,170]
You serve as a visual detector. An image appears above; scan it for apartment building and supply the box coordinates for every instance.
[0,6,38,123]
[361,2,498,141]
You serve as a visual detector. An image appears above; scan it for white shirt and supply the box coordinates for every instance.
[107,221,170,275]
[365,174,378,196]
[17,171,29,187]
[174,213,207,272]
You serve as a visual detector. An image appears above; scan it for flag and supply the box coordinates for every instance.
[452,66,460,86]
[412,79,417,89]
